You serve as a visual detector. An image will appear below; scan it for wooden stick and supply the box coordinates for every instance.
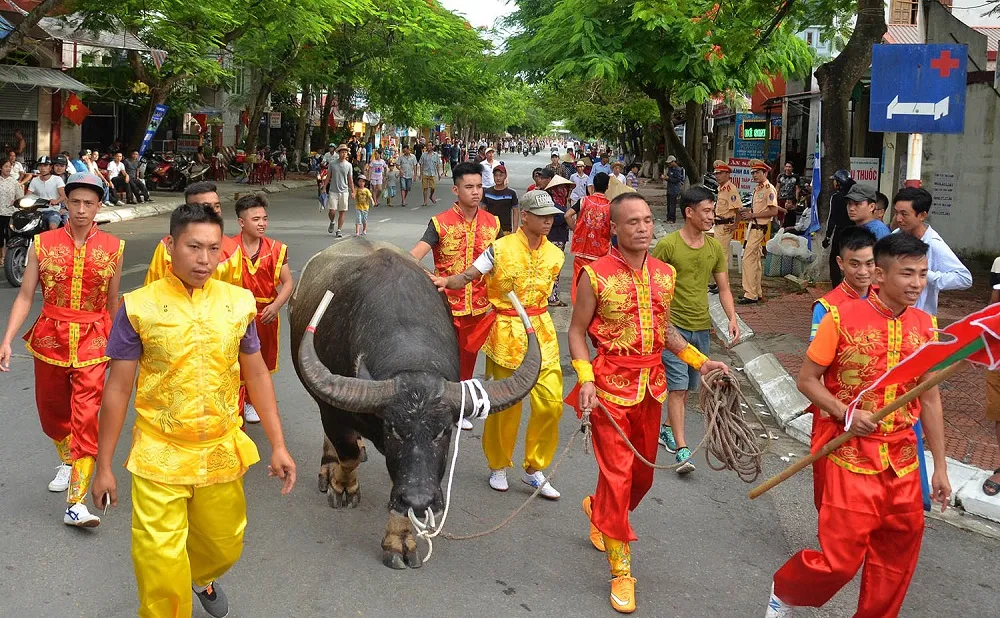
[748,360,968,500]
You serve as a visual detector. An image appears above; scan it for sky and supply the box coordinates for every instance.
[440,0,515,31]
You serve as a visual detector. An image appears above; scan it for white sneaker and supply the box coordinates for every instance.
[64,502,100,528]
[48,463,71,492]
[244,402,260,424]
[765,583,793,617]
[488,469,508,492]
[457,418,474,431]
[521,470,560,500]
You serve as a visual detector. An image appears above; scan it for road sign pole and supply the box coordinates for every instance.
[904,133,923,188]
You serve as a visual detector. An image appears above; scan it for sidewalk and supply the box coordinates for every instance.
[94,178,315,224]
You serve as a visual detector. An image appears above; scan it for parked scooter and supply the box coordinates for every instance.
[146,153,185,191]
[4,196,56,287]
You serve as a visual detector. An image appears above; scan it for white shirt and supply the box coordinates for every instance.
[106,161,126,180]
[27,175,65,210]
[570,173,589,202]
[894,225,972,315]
[481,159,496,189]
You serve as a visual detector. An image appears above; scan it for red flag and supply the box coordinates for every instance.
[62,93,91,125]
[845,303,1000,428]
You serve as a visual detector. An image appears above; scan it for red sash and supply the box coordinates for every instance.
[463,306,546,354]
[565,352,662,415]
[41,304,107,324]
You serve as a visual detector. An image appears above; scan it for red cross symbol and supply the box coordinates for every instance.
[930,50,960,78]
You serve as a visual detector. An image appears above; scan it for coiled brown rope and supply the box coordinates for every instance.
[582,368,768,481]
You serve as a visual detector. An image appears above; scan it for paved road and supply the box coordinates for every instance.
[0,151,997,617]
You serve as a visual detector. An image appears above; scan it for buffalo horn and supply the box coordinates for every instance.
[298,291,397,414]
[444,291,541,413]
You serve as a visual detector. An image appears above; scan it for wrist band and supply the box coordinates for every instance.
[571,359,595,384]
[676,344,708,370]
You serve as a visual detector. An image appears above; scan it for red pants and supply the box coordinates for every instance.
[34,358,105,460]
[453,313,489,381]
[239,312,279,411]
[810,411,839,511]
[571,256,594,304]
[589,395,662,542]
[773,463,924,617]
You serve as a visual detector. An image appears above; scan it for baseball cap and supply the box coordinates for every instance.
[845,184,877,202]
[576,161,585,167]
[666,155,677,163]
[519,190,562,216]
[493,164,506,174]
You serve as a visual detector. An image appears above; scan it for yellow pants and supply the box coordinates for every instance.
[482,359,564,471]
[131,475,247,618]
[714,223,736,261]
[741,227,765,300]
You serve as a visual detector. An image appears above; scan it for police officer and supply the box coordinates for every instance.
[738,159,782,305]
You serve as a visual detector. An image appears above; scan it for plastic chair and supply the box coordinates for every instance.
[729,241,744,274]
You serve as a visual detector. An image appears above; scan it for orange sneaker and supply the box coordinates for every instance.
[609,575,637,613]
[581,496,606,552]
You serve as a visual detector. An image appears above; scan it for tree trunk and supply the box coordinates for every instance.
[0,0,65,62]
[651,90,697,183]
[685,100,705,179]
[244,82,271,152]
[814,0,886,230]
[294,82,311,166]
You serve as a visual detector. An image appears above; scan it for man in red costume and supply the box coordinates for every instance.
[0,173,124,527]
[410,161,499,429]
[234,192,293,423]
[766,233,951,618]
[807,226,877,509]
[568,192,728,614]
[565,171,611,303]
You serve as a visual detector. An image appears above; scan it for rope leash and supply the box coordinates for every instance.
[408,378,491,563]
[409,369,768,562]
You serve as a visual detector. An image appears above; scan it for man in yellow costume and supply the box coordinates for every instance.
[432,190,565,499]
[144,181,242,286]
[92,204,297,618]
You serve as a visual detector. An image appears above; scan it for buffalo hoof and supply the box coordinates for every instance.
[318,474,329,493]
[382,549,422,570]
[327,487,361,509]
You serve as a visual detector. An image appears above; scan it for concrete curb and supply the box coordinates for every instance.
[93,180,314,225]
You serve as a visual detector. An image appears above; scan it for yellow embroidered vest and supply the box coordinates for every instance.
[123,275,260,486]
[482,229,564,370]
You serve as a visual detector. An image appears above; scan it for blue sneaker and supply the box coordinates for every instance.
[658,425,677,453]
[675,447,695,475]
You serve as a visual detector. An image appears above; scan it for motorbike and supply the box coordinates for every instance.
[180,157,209,186]
[4,196,57,287]
[146,153,185,191]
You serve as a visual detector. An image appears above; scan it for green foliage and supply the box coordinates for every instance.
[536,78,656,142]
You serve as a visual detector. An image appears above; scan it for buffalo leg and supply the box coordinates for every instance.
[325,433,363,509]
[318,436,337,493]
[382,511,421,570]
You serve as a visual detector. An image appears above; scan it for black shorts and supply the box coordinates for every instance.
[0,214,9,246]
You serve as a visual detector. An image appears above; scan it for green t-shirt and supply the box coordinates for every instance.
[651,231,726,332]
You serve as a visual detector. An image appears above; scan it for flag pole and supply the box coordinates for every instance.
[748,359,968,500]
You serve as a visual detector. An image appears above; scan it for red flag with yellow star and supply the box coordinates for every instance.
[62,93,91,125]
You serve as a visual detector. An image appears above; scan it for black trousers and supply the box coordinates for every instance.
[828,234,843,287]
[667,193,679,222]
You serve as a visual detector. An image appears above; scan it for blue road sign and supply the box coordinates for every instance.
[870,44,967,134]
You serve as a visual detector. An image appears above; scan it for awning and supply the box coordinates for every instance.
[38,15,151,52]
[0,64,95,92]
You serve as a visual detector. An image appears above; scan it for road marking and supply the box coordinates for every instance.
[378,218,391,223]
[410,207,421,211]
[120,264,149,276]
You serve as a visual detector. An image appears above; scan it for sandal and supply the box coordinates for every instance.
[549,299,567,308]
[983,469,1000,496]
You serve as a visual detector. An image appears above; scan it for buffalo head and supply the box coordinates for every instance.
[298,291,541,517]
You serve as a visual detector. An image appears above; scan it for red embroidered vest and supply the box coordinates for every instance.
[25,226,124,367]
[583,249,676,406]
[431,205,499,317]
[570,193,612,261]
[822,295,937,477]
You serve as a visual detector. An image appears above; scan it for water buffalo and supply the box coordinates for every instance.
[289,240,540,569]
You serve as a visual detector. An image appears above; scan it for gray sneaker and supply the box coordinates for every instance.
[194,581,229,618]
[327,222,335,234]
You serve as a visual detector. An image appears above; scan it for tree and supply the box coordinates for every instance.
[0,0,66,62]
[789,0,884,228]
[506,0,812,180]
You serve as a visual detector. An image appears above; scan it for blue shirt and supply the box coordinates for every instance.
[810,288,869,341]
[588,161,612,185]
[861,219,891,240]
[70,159,88,173]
